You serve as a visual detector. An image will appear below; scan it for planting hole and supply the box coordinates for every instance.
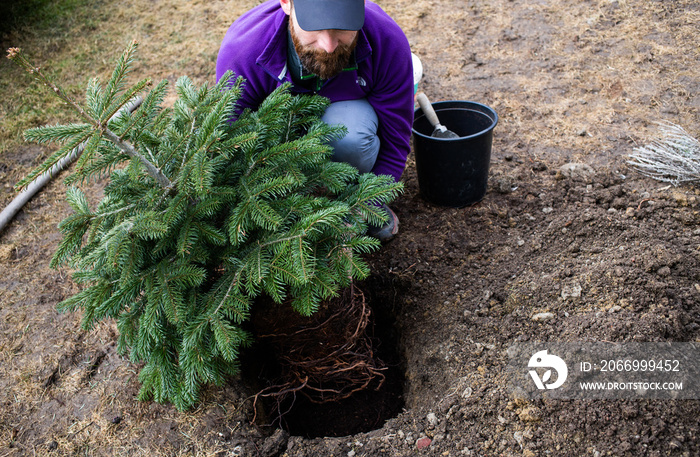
[242,279,405,438]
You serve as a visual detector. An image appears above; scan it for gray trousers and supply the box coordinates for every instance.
[321,99,380,174]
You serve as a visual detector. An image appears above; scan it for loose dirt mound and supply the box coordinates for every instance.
[1,0,698,455]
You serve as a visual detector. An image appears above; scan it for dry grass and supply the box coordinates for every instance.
[403,0,699,166]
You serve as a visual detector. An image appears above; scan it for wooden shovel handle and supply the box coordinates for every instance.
[416,92,441,128]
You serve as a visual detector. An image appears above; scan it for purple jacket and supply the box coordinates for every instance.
[216,0,414,182]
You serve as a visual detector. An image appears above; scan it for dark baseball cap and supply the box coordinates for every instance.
[293,0,365,31]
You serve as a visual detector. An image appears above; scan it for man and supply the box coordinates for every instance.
[216,0,415,241]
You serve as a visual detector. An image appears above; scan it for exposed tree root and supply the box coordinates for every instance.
[251,284,387,424]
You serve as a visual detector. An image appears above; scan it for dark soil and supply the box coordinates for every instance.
[243,288,405,439]
[1,0,699,456]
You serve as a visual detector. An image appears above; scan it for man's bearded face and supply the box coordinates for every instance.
[289,16,359,80]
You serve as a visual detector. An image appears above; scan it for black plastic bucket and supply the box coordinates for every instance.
[412,101,498,207]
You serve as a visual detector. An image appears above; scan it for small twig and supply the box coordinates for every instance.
[7,48,99,128]
[67,421,94,440]
[7,47,174,190]
[637,198,651,210]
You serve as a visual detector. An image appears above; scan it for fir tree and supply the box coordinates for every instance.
[7,42,402,410]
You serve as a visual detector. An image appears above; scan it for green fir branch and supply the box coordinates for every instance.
[14,129,94,190]
[101,41,140,119]
[23,123,92,145]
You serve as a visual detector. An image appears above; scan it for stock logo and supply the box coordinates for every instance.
[528,350,568,390]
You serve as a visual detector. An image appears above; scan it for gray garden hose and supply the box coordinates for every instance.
[0,97,143,234]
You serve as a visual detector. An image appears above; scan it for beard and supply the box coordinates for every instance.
[290,22,358,80]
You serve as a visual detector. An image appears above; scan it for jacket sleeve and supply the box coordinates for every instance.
[215,0,285,118]
[216,45,274,118]
[366,21,414,182]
